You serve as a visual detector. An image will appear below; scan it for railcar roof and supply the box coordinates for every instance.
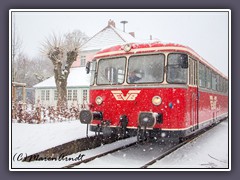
[94,41,228,79]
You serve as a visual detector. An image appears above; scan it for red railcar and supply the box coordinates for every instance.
[80,41,228,140]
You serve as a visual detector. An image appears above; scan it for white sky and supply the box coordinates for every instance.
[12,10,229,76]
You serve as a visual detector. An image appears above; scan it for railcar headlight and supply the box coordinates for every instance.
[152,96,162,106]
[123,44,132,52]
[95,96,103,105]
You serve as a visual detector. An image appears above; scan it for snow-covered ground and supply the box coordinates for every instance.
[11,120,94,155]
[10,119,230,170]
[148,120,229,169]
[74,120,229,169]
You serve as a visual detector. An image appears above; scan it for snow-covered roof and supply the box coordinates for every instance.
[33,67,90,88]
[81,25,137,51]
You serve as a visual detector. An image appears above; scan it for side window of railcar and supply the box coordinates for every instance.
[216,75,220,92]
[221,77,225,93]
[199,63,206,88]
[127,54,165,84]
[167,53,188,84]
[206,67,212,89]
[189,58,197,86]
[219,76,223,92]
[225,79,229,94]
[221,77,224,93]
[212,73,217,91]
[97,57,126,85]
[222,79,226,93]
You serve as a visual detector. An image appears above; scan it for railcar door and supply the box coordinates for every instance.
[189,58,199,131]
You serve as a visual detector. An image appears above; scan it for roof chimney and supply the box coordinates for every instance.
[129,32,135,37]
[108,19,115,27]
[120,20,128,32]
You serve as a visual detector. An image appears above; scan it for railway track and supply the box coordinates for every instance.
[64,120,225,169]
[65,138,180,168]
[22,134,124,162]
[140,121,225,168]
[142,120,227,168]
[63,138,138,168]
[18,119,226,168]
[140,137,195,168]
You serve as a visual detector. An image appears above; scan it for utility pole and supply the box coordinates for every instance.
[120,20,128,32]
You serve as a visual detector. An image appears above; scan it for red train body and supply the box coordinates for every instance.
[80,41,228,140]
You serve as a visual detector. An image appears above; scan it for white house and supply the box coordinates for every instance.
[33,67,90,108]
[33,20,137,108]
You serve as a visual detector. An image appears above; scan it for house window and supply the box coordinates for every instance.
[73,90,78,101]
[54,90,58,100]
[80,56,86,67]
[46,90,50,100]
[83,89,88,101]
[41,90,45,100]
[68,90,72,100]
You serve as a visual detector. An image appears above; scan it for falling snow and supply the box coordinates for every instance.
[10,119,229,170]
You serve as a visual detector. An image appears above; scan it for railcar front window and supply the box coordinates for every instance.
[167,53,188,84]
[97,57,126,85]
[127,54,165,84]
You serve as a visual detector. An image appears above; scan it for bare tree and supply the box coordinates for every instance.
[11,14,53,87]
[30,56,54,85]
[12,14,23,82]
[12,53,53,87]
[13,53,28,83]
[43,30,88,109]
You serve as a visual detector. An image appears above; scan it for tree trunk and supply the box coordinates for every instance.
[57,78,67,109]
[53,60,68,109]
[50,49,78,110]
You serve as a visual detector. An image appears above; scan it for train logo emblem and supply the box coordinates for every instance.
[111,90,141,101]
[210,96,217,110]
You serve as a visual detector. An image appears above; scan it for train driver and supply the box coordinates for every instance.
[128,70,142,83]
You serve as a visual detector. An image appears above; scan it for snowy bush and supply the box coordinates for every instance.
[12,102,80,124]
